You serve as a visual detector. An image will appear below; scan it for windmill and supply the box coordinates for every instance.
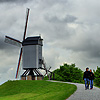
[5,8,52,80]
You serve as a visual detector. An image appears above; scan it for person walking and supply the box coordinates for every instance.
[89,69,94,90]
[83,67,90,90]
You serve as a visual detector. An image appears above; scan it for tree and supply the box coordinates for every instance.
[94,66,100,86]
[53,63,83,83]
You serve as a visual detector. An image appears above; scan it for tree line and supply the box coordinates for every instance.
[44,63,100,87]
[94,66,100,87]
[53,63,83,83]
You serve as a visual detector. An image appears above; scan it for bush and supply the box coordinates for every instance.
[94,66,100,86]
[43,76,49,80]
[53,63,83,83]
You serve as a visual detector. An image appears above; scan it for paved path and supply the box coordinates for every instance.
[48,80,100,100]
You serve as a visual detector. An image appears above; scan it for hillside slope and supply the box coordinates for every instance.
[0,80,77,100]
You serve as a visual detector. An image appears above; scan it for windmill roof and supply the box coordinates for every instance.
[22,36,43,46]
[25,36,43,41]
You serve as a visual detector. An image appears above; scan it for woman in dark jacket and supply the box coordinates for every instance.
[89,69,94,89]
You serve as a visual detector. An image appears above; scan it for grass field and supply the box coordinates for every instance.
[0,80,77,100]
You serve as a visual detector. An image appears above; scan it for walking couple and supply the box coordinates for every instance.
[83,67,94,90]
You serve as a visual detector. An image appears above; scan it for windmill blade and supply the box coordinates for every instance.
[43,63,48,76]
[48,66,51,71]
[23,8,30,41]
[5,36,22,47]
[42,57,48,76]
[16,48,23,78]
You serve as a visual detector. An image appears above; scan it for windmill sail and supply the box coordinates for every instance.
[16,48,23,78]
[23,8,30,41]
[5,36,22,47]
[17,56,22,78]
[15,8,30,78]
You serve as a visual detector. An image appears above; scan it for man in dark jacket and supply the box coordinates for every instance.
[83,67,90,90]
[89,69,94,89]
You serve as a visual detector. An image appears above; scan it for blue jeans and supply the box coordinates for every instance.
[90,80,93,89]
[84,78,89,89]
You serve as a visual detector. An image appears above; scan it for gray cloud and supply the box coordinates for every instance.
[0,0,32,3]
[51,23,100,59]
[0,0,100,84]
[63,15,77,23]
[45,14,77,23]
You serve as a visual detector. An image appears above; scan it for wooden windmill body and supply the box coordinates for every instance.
[5,8,52,80]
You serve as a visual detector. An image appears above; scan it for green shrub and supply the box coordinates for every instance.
[94,66,100,86]
[53,63,83,83]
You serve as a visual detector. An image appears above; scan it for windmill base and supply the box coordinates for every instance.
[21,69,44,80]
[21,75,43,80]
[21,76,26,80]
[27,75,35,80]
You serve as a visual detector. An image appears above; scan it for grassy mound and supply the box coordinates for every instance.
[0,80,77,100]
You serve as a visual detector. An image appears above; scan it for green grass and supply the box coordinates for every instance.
[0,80,77,100]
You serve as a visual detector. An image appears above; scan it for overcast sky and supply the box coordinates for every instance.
[0,0,100,84]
